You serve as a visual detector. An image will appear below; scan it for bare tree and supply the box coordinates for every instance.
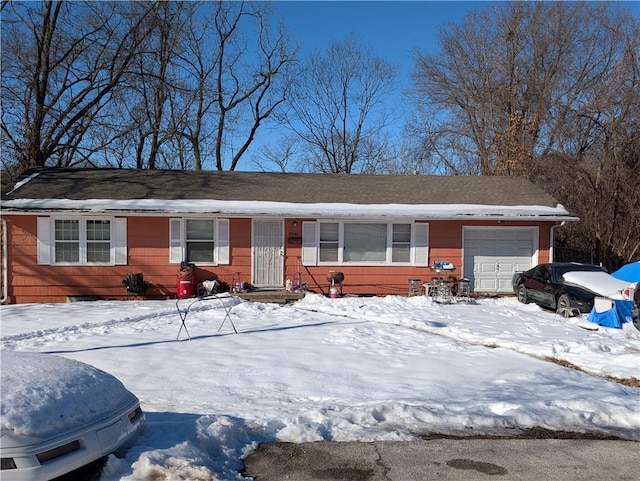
[409,1,640,268]
[283,33,399,174]
[1,1,155,174]
[202,1,295,171]
[410,3,634,174]
[1,0,294,173]
[542,34,640,267]
[251,134,301,172]
[142,1,294,172]
[113,1,196,170]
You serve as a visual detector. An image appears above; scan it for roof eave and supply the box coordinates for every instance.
[0,201,579,223]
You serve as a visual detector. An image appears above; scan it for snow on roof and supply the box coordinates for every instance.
[1,198,576,220]
[1,168,578,220]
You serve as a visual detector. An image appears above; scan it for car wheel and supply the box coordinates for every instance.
[517,285,529,304]
[557,294,573,314]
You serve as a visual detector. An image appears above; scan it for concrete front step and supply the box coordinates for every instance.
[234,289,307,305]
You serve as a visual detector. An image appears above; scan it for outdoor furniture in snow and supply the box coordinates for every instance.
[424,280,438,297]
[424,277,455,303]
[456,278,472,302]
[435,279,454,303]
[175,293,237,341]
[408,279,422,297]
[122,273,150,296]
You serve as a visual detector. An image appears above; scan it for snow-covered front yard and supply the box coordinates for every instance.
[2,293,638,480]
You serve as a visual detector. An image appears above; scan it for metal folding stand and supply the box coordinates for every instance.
[175,294,237,341]
[215,294,237,334]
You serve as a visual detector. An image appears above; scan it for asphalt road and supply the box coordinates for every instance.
[242,439,639,481]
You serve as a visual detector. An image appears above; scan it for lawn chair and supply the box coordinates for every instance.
[123,273,150,296]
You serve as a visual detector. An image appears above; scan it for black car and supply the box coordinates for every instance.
[512,263,607,314]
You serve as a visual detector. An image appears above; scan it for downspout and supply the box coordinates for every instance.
[549,221,565,263]
[1,218,7,304]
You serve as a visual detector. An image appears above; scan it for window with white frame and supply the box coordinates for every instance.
[169,218,229,265]
[54,219,80,263]
[392,223,412,263]
[302,221,429,266]
[54,218,112,264]
[186,219,215,263]
[319,223,339,262]
[37,217,126,265]
[86,220,112,262]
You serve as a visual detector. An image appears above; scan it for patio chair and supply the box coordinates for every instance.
[123,273,150,295]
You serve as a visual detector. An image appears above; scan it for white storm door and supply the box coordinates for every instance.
[252,219,284,288]
[463,227,538,293]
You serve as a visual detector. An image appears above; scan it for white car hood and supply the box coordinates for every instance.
[562,271,637,300]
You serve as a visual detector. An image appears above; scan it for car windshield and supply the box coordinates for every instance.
[553,264,603,282]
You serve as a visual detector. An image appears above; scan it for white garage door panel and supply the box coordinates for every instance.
[477,259,497,273]
[478,278,498,291]
[464,228,537,294]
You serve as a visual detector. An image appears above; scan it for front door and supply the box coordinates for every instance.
[252,219,284,288]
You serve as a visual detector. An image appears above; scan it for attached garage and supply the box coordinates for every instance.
[463,227,538,293]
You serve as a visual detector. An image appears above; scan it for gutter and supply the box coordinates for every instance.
[550,221,567,263]
[1,218,7,304]
[0,206,582,223]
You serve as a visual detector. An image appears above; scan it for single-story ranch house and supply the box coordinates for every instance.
[0,168,578,304]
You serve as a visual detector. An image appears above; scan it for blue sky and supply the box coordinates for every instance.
[242,2,491,169]
[275,1,492,80]
[274,1,640,86]
[243,1,640,170]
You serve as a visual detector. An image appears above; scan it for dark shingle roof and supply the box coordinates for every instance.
[3,168,560,207]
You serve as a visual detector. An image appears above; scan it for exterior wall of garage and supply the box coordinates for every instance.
[1,214,555,304]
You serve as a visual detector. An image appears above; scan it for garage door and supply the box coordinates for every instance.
[463,228,538,293]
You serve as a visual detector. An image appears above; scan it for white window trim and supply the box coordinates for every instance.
[37,216,126,266]
[303,220,429,267]
[169,217,229,265]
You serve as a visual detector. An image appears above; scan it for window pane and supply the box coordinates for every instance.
[319,223,339,263]
[55,220,79,241]
[392,245,411,263]
[55,242,80,262]
[187,242,214,263]
[344,224,386,262]
[87,220,111,241]
[392,224,411,243]
[320,223,339,241]
[187,219,214,240]
[319,244,339,262]
[392,224,411,263]
[87,242,110,262]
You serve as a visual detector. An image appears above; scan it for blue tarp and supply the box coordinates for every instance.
[611,261,640,282]
[587,261,639,328]
[587,299,634,329]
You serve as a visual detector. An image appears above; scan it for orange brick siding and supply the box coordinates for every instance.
[2,215,554,303]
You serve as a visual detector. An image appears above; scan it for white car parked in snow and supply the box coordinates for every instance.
[1,351,144,480]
